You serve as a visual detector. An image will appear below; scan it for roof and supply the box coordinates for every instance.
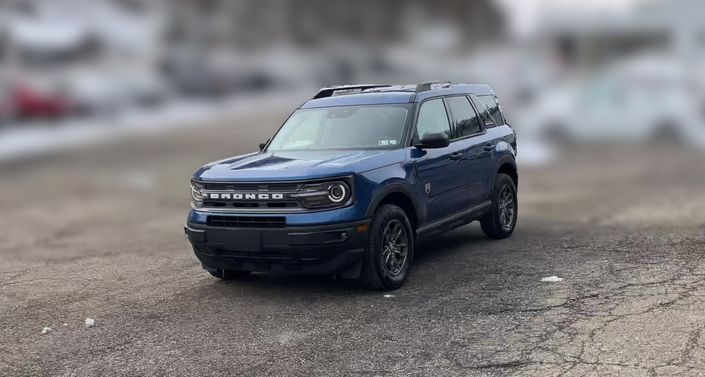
[300,83,495,109]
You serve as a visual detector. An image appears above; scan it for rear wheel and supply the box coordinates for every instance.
[208,269,252,280]
[359,205,414,290]
[480,173,518,239]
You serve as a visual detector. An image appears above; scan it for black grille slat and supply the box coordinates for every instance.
[203,183,299,192]
[202,201,298,208]
[207,215,286,228]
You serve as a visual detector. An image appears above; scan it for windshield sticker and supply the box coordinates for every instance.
[378,140,398,146]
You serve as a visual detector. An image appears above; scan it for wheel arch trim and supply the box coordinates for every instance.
[365,181,424,227]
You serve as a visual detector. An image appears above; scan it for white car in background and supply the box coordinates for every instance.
[516,56,705,148]
[66,68,168,117]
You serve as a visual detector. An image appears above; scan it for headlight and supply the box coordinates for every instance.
[328,183,347,203]
[191,181,205,204]
[291,180,352,209]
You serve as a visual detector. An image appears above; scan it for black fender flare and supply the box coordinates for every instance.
[495,154,517,173]
[365,181,425,224]
[493,155,518,189]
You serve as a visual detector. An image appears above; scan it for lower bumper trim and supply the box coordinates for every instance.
[185,219,370,274]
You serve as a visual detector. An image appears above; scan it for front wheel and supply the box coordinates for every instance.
[359,205,414,290]
[480,173,518,239]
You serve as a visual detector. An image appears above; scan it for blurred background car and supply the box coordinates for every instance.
[515,54,705,148]
[0,78,14,125]
[161,46,237,98]
[8,75,74,120]
[67,67,169,116]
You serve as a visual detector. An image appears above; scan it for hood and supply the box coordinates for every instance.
[194,149,405,181]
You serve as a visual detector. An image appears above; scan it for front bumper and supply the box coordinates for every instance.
[185,219,370,275]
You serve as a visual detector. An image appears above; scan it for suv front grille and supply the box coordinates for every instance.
[194,178,353,212]
[199,182,304,210]
[207,215,286,228]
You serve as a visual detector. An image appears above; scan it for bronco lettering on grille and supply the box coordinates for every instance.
[208,193,285,200]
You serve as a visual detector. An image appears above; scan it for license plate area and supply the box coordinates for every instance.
[207,229,262,252]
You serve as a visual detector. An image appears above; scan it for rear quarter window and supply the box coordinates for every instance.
[478,95,504,126]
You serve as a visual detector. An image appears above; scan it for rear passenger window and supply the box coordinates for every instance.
[415,99,450,140]
[478,95,504,125]
[446,96,482,138]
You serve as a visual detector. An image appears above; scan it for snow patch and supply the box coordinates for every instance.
[516,139,556,167]
[541,276,564,283]
[0,92,306,162]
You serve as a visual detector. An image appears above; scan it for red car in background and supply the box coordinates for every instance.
[9,79,74,120]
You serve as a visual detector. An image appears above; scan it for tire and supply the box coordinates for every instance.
[359,205,414,290]
[480,173,518,239]
[208,269,252,280]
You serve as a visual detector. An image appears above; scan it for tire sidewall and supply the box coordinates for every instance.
[492,174,518,236]
[367,205,414,289]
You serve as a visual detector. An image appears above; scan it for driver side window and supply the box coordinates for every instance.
[415,99,450,141]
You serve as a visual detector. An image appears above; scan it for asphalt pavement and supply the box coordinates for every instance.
[2,112,705,376]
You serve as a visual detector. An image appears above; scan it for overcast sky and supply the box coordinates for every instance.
[495,0,655,36]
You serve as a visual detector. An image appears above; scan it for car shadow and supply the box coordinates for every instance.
[414,223,494,263]
[196,223,495,295]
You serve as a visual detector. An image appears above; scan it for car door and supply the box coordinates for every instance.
[445,95,496,206]
[412,98,468,222]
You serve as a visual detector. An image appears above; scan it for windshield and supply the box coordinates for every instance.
[267,105,411,151]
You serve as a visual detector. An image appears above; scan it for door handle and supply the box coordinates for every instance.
[483,143,496,152]
[449,152,463,161]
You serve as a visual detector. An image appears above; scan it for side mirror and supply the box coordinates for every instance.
[415,132,449,149]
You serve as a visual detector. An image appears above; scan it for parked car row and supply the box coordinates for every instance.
[0,69,169,125]
[510,55,705,149]
[0,64,265,126]
[0,50,321,127]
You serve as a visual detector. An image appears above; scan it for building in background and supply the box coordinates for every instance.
[537,0,705,71]
[167,0,505,51]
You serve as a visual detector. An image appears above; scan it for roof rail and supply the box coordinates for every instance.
[415,81,452,92]
[313,84,390,99]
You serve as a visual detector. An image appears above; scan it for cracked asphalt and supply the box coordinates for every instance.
[1,111,705,376]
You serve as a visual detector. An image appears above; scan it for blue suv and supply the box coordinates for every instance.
[185,82,518,289]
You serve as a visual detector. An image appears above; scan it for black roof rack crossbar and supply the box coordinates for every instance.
[415,81,452,92]
[313,84,391,99]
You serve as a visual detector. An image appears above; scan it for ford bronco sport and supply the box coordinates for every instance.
[185,82,518,290]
